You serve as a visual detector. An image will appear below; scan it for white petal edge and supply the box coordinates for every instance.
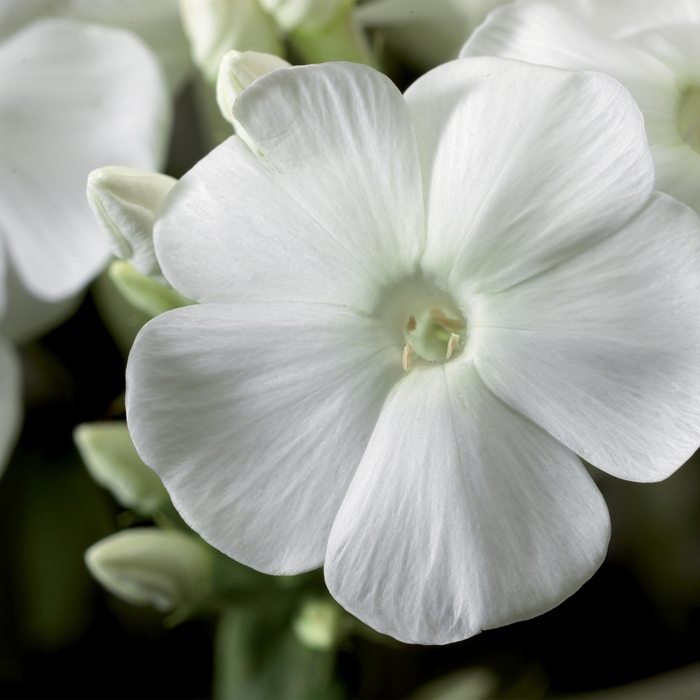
[325,361,610,645]
[126,302,404,574]
[470,193,700,481]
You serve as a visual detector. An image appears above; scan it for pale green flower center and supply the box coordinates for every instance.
[375,275,467,370]
[678,85,700,154]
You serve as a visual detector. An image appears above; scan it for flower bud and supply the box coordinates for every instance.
[259,0,351,33]
[87,166,176,281]
[74,421,170,515]
[108,261,194,318]
[85,529,212,611]
[216,50,290,130]
[179,0,282,83]
[292,598,343,650]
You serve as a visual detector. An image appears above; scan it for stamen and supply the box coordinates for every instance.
[402,340,414,371]
[446,333,459,360]
[430,308,464,330]
[406,315,417,332]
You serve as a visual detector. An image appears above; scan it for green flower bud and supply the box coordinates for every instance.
[85,529,212,611]
[216,49,290,151]
[260,0,352,33]
[87,166,176,282]
[108,260,194,318]
[179,0,282,84]
[74,421,169,516]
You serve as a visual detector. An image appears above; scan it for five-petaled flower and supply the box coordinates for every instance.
[126,57,700,644]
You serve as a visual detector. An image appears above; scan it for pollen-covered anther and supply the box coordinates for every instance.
[402,341,414,371]
[446,333,459,360]
[406,315,417,332]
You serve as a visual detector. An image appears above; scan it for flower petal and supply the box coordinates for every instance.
[0,335,22,477]
[325,362,610,645]
[564,0,700,39]
[0,19,170,301]
[232,63,425,284]
[157,64,425,311]
[651,143,700,217]
[470,193,700,481]
[127,302,404,574]
[405,56,655,295]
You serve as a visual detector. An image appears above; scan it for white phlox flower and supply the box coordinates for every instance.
[0,18,171,473]
[127,58,700,644]
[461,0,700,215]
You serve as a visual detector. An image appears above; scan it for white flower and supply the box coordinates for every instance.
[461,0,700,215]
[126,59,700,644]
[356,0,510,69]
[0,18,171,473]
[0,18,170,305]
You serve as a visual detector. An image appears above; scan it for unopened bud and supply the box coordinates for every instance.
[85,529,212,611]
[260,0,351,32]
[74,421,170,515]
[179,0,282,83]
[216,50,290,126]
[87,167,176,281]
[292,598,343,650]
[108,261,194,318]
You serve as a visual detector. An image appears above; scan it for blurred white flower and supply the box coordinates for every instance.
[0,18,171,473]
[356,0,510,69]
[461,0,700,215]
[85,529,212,611]
[0,0,192,92]
[127,59,700,643]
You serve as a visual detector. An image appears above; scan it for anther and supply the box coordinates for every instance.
[402,341,414,371]
[406,315,417,332]
[446,333,459,360]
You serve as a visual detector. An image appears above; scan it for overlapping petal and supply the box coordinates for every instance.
[127,302,404,574]
[0,19,170,301]
[232,63,425,286]
[157,63,425,312]
[470,194,700,481]
[405,56,655,296]
[325,362,609,645]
